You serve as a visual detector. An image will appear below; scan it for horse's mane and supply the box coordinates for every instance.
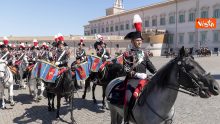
[151,59,176,87]
[140,58,177,100]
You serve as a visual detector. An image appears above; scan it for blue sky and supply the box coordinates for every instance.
[0,0,164,36]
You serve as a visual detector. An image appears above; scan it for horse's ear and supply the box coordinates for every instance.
[179,46,185,57]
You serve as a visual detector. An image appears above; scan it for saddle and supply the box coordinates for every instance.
[107,77,149,106]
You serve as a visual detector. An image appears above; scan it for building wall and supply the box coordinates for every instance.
[85,0,220,52]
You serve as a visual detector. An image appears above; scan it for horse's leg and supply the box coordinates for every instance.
[52,93,55,111]
[56,94,61,119]
[38,81,45,100]
[33,80,39,102]
[92,84,97,104]
[102,85,107,109]
[47,91,52,111]
[82,79,89,99]
[80,80,85,88]
[1,93,6,109]
[8,82,15,106]
[70,94,75,124]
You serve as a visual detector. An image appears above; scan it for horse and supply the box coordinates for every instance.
[82,62,125,108]
[106,47,220,124]
[44,68,76,123]
[28,78,45,102]
[26,61,45,102]
[14,54,29,89]
[0,60,15,109]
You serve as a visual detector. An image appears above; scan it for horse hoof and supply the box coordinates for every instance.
[20,86,26,90]
[38,96,43,100]
[82,95,85,99]
[52,107,55,111]
[93,99,97,104]
[48,107,52,111]
[10,102,15,106]
[33,98,39,103]
[1,106,6,109]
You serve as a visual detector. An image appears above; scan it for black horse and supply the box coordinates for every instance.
[44,68,76,123]
[82,62,126,108]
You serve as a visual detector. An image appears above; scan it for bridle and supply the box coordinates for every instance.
[144,57,209,124]
[167,58,209,97]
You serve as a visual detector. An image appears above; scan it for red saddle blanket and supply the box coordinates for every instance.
[57,68,75,77]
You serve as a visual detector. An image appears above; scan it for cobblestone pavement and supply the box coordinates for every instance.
[0,56,220,124]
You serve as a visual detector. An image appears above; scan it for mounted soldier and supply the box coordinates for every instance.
[39,42,50,61]
[54,33,69,67]
[76,37,86,63]
[0,37,13,66]
[94,34,110,60]
[71,37,87,90]
[122,14,157,124]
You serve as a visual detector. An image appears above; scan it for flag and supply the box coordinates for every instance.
[87,55,103,72]
[31,61,58,83]
[116,55,123,65]
[75,62,90,80]
[112,55,123,65]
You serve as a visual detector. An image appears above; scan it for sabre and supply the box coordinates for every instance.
[0,51,9,60]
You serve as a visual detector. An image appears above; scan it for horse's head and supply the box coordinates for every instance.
[176,47,220,98]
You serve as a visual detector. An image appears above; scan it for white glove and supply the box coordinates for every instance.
[33,58,36,61]
[103,55,109,59]
[55,62,61,65]
[135,73,147,79]
[0,60,8,64]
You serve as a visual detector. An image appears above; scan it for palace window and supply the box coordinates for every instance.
[152,19,157,26]
[120,24,124,31]
[110,26,114,32]
[178,33,184,44]
[213,30,220,42]
[106,27,109,32]
[160,17,166,26]
[101,28,105,33]
[169,15,175,24]
[179,14,185,23]
[115,25,119,31]
[214,9,220,18]
[145,20,149,27]
[201,11,209,18]
[189,12,196,22]
[168,34,174,44]
[188,32,195,44]
[126,24,130,30]
[200,31,207,45]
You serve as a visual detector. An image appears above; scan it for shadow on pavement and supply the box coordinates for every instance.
[13,105,73,124]
[13,94,33,105]
[73,98,105,113]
